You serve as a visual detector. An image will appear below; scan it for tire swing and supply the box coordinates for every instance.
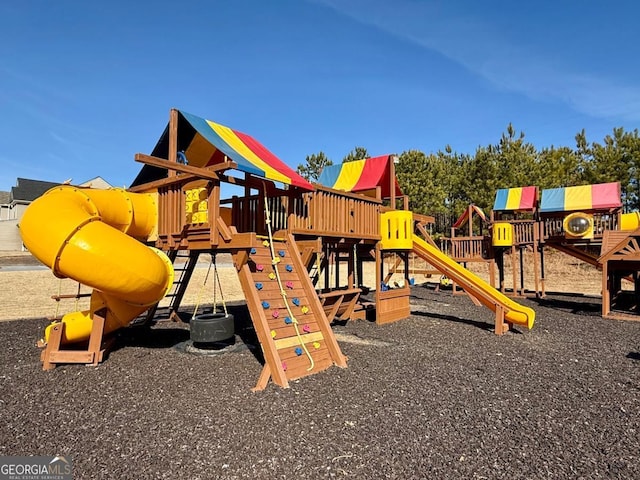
[190,253,235,347]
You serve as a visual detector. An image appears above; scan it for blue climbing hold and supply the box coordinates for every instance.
[250,247,257,254]
[278,250,286,257]
[380,282,389,292]
[292,298,300,306]
[285,265,293,272]
[262,301,270,309]
[295,347,303,356]
[255,282,263,290]
[284,316,293,324]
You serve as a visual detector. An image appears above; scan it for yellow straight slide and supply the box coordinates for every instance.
[19,186,174,344]
[412,237,535,329]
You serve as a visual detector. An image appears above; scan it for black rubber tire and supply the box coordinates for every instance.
[190,313,235,343]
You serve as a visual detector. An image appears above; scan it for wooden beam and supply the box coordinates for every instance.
[216,216,233,242]
[127,174,198,193]
[135,154,233,181]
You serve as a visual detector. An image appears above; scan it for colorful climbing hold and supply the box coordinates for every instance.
[263,240,270,247]
[302,324,311,333]
[284,316,293,324]
[262,301,270,309]
[250,247,257,254]
[268,272,276,280]
[285,265,293,272]
[282,361,287,371]
[294,347,303,356]
[272,257,281,265]
[255,282,263,290]
[301,306,309,314]
[271,330,277,338]
[285,281,294,289]
[272,310,280,318]
[292,297,300,306]
[256,264,264,272]
[278,250,286,257]
[313,342,321,349]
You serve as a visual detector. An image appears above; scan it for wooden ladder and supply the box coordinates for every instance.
[141,250,200,324]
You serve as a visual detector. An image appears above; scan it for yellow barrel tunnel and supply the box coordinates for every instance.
[19,186,174,344]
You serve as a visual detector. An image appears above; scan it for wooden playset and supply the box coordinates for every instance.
[20,109,536,388]
[448,182,640,321]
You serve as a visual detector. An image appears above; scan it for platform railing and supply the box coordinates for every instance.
[447,236,488,261]
[542,212,619,240]
[224,186,382,239]
[511,220,537,245]
[288,187,381,239]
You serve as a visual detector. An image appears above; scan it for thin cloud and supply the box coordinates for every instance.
[312,0,640,121]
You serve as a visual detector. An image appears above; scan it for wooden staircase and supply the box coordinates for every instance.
[234,233,347,390]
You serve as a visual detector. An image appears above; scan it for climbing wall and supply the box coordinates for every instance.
[234,234,347,390]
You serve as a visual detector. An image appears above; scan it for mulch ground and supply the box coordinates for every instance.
[0,285,638,479]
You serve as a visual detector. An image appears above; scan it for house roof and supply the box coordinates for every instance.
[0,191,10,204]
[131,110,314,190]
[79,176,113,189]
[11,178,60,202]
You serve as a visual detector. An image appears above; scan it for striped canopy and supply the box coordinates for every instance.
[493,186,538,212]
[317,155,402,198]
[540,182,621,213]
[131,110,313,190]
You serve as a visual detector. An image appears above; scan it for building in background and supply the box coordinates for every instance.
[0,177,112,251]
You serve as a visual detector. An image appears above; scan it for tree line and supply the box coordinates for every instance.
[297,124,640,233]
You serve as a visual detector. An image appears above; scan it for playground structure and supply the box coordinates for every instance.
[19,108,535,389]
[446,182,640,321]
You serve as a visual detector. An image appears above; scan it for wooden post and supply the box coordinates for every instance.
[389,155,396,207]
[168,109,178,177]
[87,309,107,366]
[601,261,610,317]
[533,229,541,297]
[348,245,355,289]
[41,323,63,371]
[511,245,518,296]
[494,304,510,335]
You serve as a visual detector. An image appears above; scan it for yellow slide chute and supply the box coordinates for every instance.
[412,237,535,329]
[19,186,174,344]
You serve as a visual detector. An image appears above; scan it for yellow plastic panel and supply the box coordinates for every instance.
[380,211,413,250]
[492,222,514,247]
[621,212,640,231]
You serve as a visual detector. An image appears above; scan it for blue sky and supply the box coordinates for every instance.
[1,0,639,191]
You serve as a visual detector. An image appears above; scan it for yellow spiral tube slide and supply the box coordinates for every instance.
[19,186,174,344]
